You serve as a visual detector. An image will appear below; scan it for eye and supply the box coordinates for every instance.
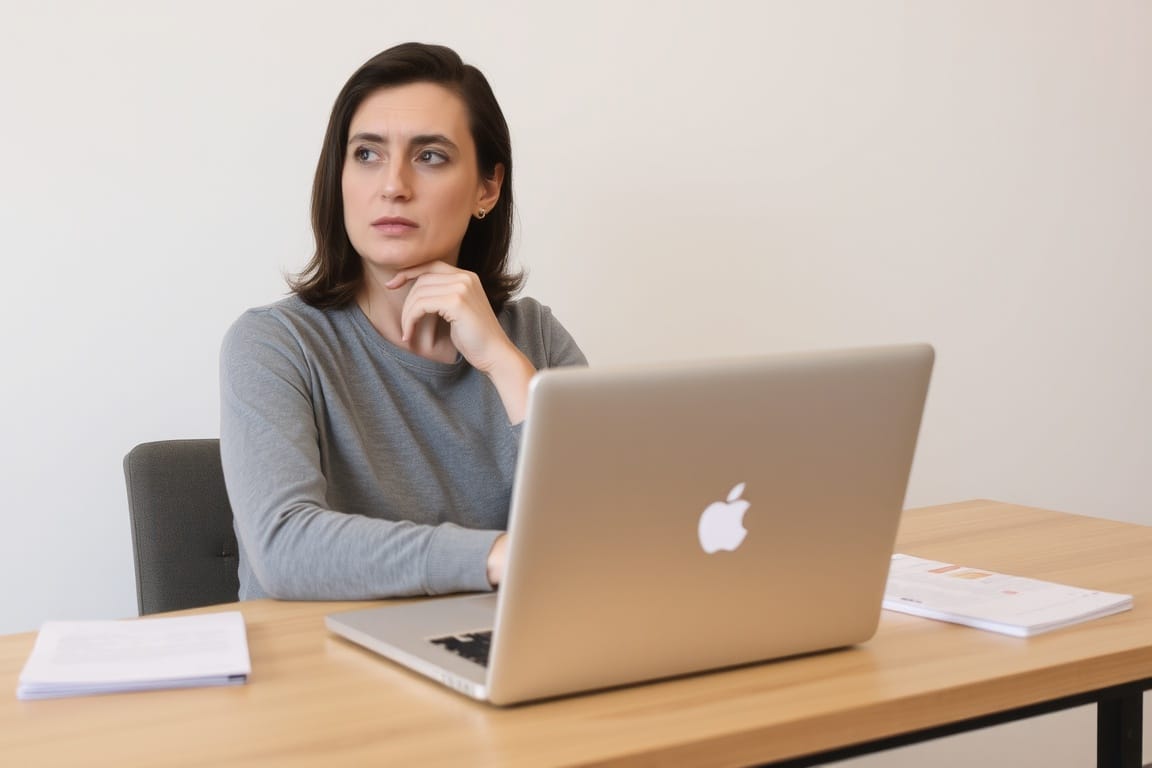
[353,146,380,163]
[416,149,448,166]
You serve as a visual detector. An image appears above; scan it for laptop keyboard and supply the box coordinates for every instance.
[430,631,492,667]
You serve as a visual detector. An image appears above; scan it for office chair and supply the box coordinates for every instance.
[123,439,240,615]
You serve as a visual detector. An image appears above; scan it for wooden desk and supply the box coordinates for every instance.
[3,500,1152,767]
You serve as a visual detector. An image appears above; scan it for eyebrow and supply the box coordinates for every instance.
[347,132,460,151]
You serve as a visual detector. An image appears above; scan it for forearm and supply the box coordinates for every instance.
[235,498,501,600]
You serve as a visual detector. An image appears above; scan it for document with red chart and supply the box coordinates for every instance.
[882,554,1133,637]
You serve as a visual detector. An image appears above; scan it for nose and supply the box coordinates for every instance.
[379,160,411,201]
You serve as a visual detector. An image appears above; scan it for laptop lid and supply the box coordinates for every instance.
[484,343,934,704]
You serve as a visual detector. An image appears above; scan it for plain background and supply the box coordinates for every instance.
[2,2,1149,764]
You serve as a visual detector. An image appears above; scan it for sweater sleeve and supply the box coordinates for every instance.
[219,311,500,600]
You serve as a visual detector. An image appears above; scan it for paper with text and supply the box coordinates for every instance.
[17,611,250,700]
[883,554,1133,637]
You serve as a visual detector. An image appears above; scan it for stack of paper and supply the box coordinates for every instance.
[17,611,250,700]
[883,554,1133,637]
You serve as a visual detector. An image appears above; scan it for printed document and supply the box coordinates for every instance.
[17,611,250,700]
[883,554,1133,637]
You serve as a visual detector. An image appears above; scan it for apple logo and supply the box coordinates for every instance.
[697,482,751,554]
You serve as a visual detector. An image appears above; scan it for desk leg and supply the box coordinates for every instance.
[1098,686,1142,768]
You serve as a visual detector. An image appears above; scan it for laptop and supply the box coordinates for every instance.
[325,343,934,705]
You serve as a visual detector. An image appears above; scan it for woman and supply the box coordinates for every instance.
[220,43,586,601]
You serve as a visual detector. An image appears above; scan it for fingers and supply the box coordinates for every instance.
[385,259,458,290]
[398,283,472,341]
[387,264,483,341]
[385,262,515,374]
[396,269,483,341]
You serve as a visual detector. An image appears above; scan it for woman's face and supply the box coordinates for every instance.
[341,82,501,273]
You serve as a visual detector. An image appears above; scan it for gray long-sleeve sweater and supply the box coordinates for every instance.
[219,294,586,600]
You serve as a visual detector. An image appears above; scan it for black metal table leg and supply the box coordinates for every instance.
[1098,685,1143,768]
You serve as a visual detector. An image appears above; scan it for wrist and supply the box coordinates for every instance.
[484,346,536,424]
[486,534,508,587]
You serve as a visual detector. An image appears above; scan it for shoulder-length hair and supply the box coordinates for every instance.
[290,42,521,312]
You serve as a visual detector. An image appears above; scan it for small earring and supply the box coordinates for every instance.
[476,207,487,220]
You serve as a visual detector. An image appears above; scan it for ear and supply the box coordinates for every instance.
[477,163,505,214]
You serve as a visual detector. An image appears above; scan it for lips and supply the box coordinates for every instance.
[371,216,418,234]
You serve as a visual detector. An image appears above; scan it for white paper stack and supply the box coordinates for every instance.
[883,554,1134,637]
[17,611,251,700]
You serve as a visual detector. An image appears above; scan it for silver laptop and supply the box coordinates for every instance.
[326,343,934,705]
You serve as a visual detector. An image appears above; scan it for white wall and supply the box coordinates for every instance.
[2,1,1149,764]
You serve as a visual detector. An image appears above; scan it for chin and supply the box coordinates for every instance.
[358,249,418,270]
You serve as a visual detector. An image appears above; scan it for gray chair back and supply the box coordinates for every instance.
[123,439,240,614]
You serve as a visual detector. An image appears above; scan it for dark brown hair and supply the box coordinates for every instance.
[290,42,521,311]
